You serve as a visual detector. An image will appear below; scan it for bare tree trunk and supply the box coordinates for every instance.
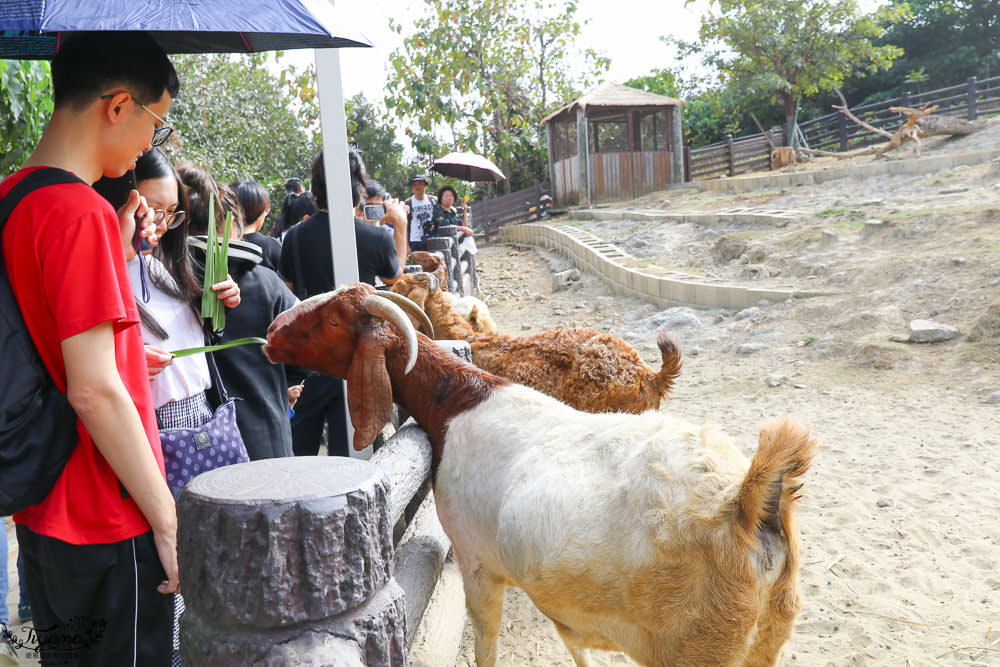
[917,115,988,137]
[782,93,796,146]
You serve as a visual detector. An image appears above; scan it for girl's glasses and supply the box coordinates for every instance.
[152,209,186,229]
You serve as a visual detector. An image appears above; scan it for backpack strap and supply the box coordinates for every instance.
[0,168,87,268]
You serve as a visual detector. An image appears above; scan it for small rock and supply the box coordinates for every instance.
[858,199,885,206]
[876,497,894,508]
[820,230,839,248]
[552,269,581,292]
[521,324,531,330]
[757,299,772,307]
[862,219,886,236]
[766,374,787,388]
[735,306,761,320]
[985,392,1000,404]
[939,186,969,195]
[908,319,959,344]
[737,343,766,356]
[952,257,967,266]
[594,296,616,311]
[689,346,703,356]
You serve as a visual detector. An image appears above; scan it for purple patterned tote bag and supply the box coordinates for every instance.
[159,398,249,498]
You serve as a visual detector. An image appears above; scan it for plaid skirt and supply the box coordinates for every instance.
[154,392,209,667]
[156,391,213,430]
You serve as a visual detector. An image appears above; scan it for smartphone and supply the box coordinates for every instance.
[128,170,151,252]
[363,204,386,222]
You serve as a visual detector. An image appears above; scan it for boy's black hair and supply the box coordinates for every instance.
[52,32,180,111]
[230,180,270,225]
[310,146,367,210]
[365,180,387,200]
[284,178,304,194]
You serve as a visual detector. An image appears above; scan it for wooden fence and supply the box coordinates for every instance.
[469,180,550,240]
[684,130,784,181]
[684,74,1000,181]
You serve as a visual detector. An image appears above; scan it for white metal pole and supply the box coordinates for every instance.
[314,46,365,458]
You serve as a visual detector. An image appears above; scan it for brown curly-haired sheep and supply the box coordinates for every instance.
[391,273,682,413]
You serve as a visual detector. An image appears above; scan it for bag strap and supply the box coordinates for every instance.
[0,169,87,270]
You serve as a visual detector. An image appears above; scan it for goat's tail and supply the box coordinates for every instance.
[730,418,816,544]
[651,331,683,401]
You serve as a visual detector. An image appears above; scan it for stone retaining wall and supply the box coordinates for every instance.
[499,223,826,309]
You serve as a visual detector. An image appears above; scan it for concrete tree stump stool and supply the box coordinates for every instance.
[177,457,405,666]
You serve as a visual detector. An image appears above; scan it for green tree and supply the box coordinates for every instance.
[841,0,1000,105]
[166,53,319,222]
[386,0,608,192]
[678,0,908,141]
[345,93,422,197]
[0,60,53,175]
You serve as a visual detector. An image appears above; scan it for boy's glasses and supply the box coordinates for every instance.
[99,94,174,147]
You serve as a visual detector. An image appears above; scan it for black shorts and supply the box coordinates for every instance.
[15,525,173,667]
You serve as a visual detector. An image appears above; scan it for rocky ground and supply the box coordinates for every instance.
[455,123,1000,666]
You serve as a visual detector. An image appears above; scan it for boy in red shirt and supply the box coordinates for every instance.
[1,32,179,665]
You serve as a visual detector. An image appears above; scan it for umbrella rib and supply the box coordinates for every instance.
[239,32,251,52]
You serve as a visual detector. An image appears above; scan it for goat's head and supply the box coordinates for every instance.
[407,250,448,286]
[391,271,439,306]
[265,283,420,450]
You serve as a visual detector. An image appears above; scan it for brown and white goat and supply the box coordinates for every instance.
[392,272,681,414]
[265,283,817,667]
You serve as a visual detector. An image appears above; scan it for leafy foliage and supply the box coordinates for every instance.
[624,66,784,148]
[841,0,1000,105]
[0,60,53,175]
[166,53,319,224]
[385,0,608,192]
[345,93,423,197]
[677,0,908,133]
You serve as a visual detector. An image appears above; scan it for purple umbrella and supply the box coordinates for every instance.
[430,152,506,183]
[0,0,370,59]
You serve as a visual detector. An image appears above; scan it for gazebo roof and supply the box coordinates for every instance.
[540,81,681,126]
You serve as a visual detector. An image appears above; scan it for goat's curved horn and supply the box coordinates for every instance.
[377,290,436,338]
[364,294,418,373]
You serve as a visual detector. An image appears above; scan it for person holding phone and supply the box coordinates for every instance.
[1,32,180,665]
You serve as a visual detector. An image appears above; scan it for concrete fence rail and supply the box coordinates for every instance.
[178,341,472,666]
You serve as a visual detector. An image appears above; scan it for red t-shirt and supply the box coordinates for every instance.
[2,167,164,545]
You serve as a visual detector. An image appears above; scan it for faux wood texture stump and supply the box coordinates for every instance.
[178,457,406,666]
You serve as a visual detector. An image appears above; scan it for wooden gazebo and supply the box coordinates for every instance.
[541,82,683,206]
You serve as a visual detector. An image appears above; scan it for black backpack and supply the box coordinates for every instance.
[0,168,85,515]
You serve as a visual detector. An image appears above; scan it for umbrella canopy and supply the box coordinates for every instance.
[0,0,370,59]
[429,152,506,183]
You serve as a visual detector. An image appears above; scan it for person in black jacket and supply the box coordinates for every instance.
[182,168,299,460]
[278,147,406,457]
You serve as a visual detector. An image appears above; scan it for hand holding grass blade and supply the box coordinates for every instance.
[169,337,269,358]
[200,193,234,332]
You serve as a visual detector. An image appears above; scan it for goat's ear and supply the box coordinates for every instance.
[469,304,480,324]
[346,330,394,451]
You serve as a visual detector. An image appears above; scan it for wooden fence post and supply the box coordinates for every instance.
[967,77,978,120]
[726,135,735,177]
[837,113,849,151]
[683,145,691,182]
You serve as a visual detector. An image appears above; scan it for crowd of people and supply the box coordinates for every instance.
[0,30,477,665]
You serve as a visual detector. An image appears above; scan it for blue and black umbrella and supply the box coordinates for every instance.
[0,0,370,59]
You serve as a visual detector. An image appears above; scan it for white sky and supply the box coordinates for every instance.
[277,0,712,101]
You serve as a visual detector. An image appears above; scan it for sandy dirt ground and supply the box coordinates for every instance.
[455,126,1000,666]
[5,124,999,666]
